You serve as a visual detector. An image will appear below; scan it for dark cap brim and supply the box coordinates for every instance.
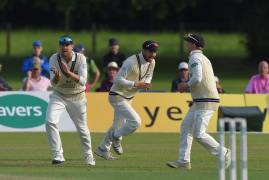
[59,42,73,45]
[144,47,158,52]
[183,37,195,43]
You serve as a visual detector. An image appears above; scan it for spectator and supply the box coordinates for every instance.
[245,61,269,94]
[171,62,190,92]
[22,40,50,77]
[0,64,12,91]
[102,38,126,68]
[96,61,119,92]
[215,76,225,93]
[22,61,51,91]
[74,44,100,91]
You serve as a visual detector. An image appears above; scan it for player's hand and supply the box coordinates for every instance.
[60,61,71,76]
[177,82,189,93]
[134,82,151,89]
[51,67,61,80]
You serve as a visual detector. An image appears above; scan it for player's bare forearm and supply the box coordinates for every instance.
[52,76,60,84]
[67,71,81,83]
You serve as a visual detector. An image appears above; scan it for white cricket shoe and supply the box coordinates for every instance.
[95,147,118,161]
[110,131,123,155]
[166,161,192,170]
[52,155,65,165]
[225,149,231,169]
[85,155,96,166]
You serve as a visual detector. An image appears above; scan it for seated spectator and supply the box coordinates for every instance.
[215,76,225,93]
[103,38,126,68]
[96,61,119,92]
[22,61,51,91]
[171,62,190,92]
[22,40,49,77]
[74,44,100,91]
[245,61,269,94]
[0,64,12,91]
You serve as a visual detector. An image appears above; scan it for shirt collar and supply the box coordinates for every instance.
[59,51,75,62]
[138,52,148,64]
[189,50,202,56]
[71,51,76,62]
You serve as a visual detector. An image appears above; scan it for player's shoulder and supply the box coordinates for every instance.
[122,54,137,66]
[49,53,58,60]
[49,53,59,64]
[73,52,86,61]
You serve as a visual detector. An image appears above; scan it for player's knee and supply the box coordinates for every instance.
[194,133,205,142]
[45,120,56,129]
[78,127,90,137]
[129,117,141,130]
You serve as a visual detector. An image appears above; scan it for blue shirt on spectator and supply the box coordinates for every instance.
[22,55,49,76]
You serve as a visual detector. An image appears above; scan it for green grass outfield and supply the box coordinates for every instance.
[0,133,268,180]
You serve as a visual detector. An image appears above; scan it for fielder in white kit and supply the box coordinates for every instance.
[167,34,231,170]
[95,41,159,160]
[46,35,95,166]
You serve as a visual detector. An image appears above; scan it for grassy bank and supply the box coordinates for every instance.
[0,30,254,92]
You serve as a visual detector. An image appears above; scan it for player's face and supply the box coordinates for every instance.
[143,49,157,63]
[33,46,42,56]
[186,42,196,53]
[60,44,73,57]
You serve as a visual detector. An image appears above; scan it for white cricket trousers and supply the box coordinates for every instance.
[99,95,141,151]
[46,93,93,159]
[178,106,226,163]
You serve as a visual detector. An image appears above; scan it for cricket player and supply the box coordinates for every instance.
[46,35,95,166]
[95,40,159,160]
[167,34,231,170]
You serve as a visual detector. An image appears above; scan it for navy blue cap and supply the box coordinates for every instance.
[32,40,42,47]
[74,44,85,53]
[109,38,119,46]
[184,33,205,48]
[142,40,159,52]
[59,35,73,45]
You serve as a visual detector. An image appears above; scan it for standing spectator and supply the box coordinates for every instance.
[22,40,50,77]
[245,61,269,94]
[21,61,51,91]
[171,62,190,92]
[74,44,100,91]
[96,61,119,92]
[102,38,126,68]
[0,64,12,91]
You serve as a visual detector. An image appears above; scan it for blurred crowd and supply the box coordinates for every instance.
[0,38,268,94]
